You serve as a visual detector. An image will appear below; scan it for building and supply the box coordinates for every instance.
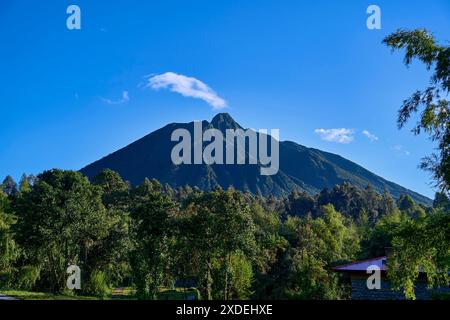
[333,256,450,300]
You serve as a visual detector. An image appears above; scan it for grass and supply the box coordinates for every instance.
[0,290,101,300]
[111,287,136,300]
[0,287,198,300]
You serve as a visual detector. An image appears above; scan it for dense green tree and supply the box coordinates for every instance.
[361,185,381,222]
[90,170,132,287]
[129,179,176,299]
[249,202,287,299]
[0,191,17,274]
[380,188,396,216]
[321,183,364,219]
[92,169,130,208]
[19,174,31,193]
[281,205,359,299]
[2,176,18,196]
[183,188,256,300]
[14,170,110,293]
[286,190,315,217]
[388,211,449,299]
[363,209,408,258]
[211,251,254,300]
[398,195,415,212]
[227,252,253,299]
[355,210,372,259]
[433,192,450,211]
[397,195,426,219]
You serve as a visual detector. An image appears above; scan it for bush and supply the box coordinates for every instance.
[84,270,111,298]
[15,266,40,291]
[0,271,12,289]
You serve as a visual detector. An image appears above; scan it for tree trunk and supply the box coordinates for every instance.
[47,251,59,293]
[204,257,212,300]
[224,254,231,300]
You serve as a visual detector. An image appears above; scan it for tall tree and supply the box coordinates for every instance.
[433,192,450,211]
[384,29,450,194]
[389,211,449,299]
[283,205,359,299]
[14,170,110,293]
[286,190,315,217]
[2,176,18,196]
[92,169,130,208]
[383,30,450,299]
[129,179,176,299]
[19,174,31,193]
[88,170,132,289]
[0,190,17,274]
[184,188,256,300]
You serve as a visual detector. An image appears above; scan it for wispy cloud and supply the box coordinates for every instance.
[314,128,355,144]
[101,91,130,105]
[393,145,411,156]
[146,72,226,110]
[362,130,378,142]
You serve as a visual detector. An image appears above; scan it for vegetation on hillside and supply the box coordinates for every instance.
[0,169,448,300]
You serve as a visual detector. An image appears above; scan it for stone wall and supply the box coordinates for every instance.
[351,277,450,300]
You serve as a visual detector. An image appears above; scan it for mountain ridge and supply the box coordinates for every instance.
[80,113,432,205]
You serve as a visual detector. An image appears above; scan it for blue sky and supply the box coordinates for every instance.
[1,0,450,198]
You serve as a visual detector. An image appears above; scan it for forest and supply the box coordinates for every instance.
[0,169,449,300]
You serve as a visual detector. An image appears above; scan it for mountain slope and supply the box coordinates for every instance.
[80,113,431,205]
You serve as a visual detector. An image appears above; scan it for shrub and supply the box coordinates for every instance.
[16,266,40,291]
[84,270,111,298]
[0,271,12,289]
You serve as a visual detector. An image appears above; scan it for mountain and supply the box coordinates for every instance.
[80,113,432,205]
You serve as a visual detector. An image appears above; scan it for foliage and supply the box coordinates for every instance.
[181,188,256,300]
[384,29,450,194]
[383,29,450,299]
[1,166,443,300]
[0,191,17,272]
[129,179,176,299]
[1,176,18,196]
[13,170,110,293]
[84,270,111,298]
[388,211,450,300]
[279,205,359,299]
[15,266,40,291]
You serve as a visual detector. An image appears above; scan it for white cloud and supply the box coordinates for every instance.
[147,72,226,110]
[393,145,410,156]
[362,130,378,142]
[314,128,355,144]
[102,91,130,105]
